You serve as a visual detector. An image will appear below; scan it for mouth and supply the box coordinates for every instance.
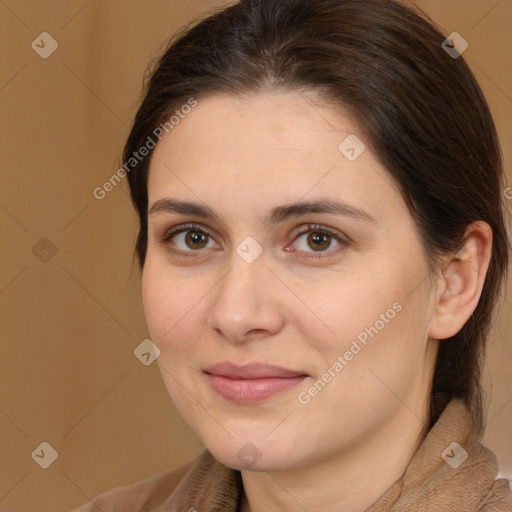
[204,362,309,403]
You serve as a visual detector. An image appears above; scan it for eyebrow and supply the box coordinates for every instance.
[148,197,378,227]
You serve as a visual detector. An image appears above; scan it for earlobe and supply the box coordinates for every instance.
[428,221,493,340]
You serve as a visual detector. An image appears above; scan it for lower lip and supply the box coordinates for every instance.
[206,374,307,403]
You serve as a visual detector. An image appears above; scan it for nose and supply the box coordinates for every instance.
[207,253,284,344]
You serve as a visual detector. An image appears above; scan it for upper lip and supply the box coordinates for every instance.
[204,362,308,379]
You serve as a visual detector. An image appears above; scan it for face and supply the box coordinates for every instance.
[142,91,439,472]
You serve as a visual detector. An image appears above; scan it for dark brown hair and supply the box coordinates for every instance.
[124,0,509,433]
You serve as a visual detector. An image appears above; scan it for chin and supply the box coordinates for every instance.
[204,436,305,472]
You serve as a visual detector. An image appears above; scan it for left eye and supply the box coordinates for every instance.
[291,227,344,254]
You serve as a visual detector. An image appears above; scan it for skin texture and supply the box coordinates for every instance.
[142,92,492,512]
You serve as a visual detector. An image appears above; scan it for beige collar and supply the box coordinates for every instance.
[163,399,511,511]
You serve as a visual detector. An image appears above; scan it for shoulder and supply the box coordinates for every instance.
[477,476,512,512]
[68,450,204,512]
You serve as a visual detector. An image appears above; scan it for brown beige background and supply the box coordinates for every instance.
[0,0,511,510]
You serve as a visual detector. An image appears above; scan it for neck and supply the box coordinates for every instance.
[239,400,430,512]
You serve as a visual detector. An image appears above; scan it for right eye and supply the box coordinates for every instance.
[161,223,220,256]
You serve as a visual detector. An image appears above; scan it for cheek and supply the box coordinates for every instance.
[296,270,400,352]
[141,263,198,346]
[308,263,429,371]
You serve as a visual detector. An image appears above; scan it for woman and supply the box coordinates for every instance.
[72,0,512,510]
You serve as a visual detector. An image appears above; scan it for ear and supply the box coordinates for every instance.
[428,221,493,340]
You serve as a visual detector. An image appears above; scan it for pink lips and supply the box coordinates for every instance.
[204,362,308,403]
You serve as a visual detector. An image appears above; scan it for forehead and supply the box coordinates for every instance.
[147,92,403,221]
[152,91,351,154]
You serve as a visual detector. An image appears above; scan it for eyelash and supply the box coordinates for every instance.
[159,223,349,260]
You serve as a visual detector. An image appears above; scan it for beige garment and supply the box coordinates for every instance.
[70,399,512,511]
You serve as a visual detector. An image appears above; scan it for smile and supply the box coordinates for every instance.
[204,362,309,403]
[205,374,307,403]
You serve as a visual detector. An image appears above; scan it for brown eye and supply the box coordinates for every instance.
[184,230,209,249]
[288,224,347,259]
[161,225,218,255]
[307,232,332,251]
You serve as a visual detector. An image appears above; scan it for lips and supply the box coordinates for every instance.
[204,362,307,379]
[204,362,308,403]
